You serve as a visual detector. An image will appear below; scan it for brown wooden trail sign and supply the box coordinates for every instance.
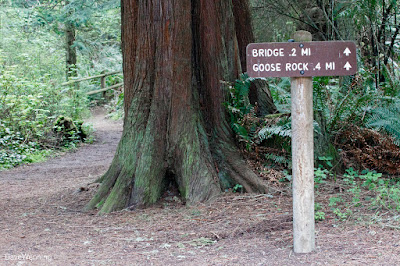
[247,33,358,254]
[246,41,357,77]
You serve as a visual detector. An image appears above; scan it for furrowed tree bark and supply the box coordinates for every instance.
[232,0,277,117]
[65,0,77,79]
[232,0,254,72]
[86,0,268,214]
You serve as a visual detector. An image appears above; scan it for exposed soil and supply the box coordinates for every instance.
[1,108,399,265]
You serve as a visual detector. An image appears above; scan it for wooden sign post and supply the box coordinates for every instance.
[246,30,357,253]
[291,30,315,253]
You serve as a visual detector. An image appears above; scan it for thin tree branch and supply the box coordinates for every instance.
[321,2,343,40]
[377,2,394,44]
[384,22,400,65]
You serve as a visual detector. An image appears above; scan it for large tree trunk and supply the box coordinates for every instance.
[86,0,268,214]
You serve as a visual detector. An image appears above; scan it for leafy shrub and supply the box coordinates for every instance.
[314,202,325,221]
[0,67,91,169]
[0,122,35,168]
[343,168,400,211]
[53,116,88,146]
[0,69,54,142]
[314,167,330,188]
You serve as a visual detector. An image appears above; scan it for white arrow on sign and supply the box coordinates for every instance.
[344,62,352,70]
[343,48,351,56]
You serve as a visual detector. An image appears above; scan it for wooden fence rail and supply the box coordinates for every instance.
[61,71,123,96]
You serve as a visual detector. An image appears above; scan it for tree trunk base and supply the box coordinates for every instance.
[85,132,269,214]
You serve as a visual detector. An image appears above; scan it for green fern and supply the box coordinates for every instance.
[224,73,253,123]
[224,73,257,149]
[231,123,250,141]
[365,99,400,146]
[258,124,291,141]
[268,77,291,112]
[312,75,377,132]
[256,117,292,163]
[264,153,291,168]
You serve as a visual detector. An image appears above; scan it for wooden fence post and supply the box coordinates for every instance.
[100,70,106,98]
[291,30,315,253]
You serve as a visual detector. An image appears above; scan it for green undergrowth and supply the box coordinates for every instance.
[0,3,123,170]
[313,166,400,227]
[224,73,400,227]
[225,70,400,170]
[0,67,93,170]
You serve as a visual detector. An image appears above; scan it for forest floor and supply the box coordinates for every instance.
[0,108,399,265]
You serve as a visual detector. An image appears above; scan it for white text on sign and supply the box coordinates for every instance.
[246,41,357,77]
[253,62,337,73]
[251,48,312,58]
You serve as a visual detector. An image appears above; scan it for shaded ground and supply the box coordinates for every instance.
[0,109,399,265]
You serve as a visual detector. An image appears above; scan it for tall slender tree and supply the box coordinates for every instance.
[65,5,77,79]
[86,0,269,213]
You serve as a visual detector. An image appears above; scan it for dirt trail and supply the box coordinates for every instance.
[0,109,399,265]
[0,108,122,200]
